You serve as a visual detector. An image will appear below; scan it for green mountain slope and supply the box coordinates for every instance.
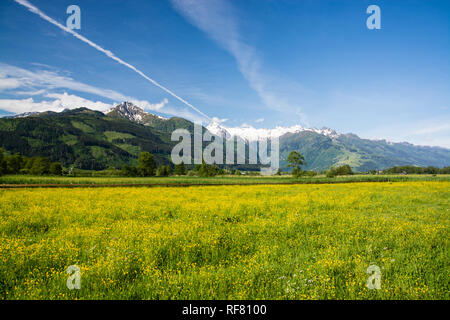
[0,108,177,170]
[279,131,450,171]
[1,102,449,172]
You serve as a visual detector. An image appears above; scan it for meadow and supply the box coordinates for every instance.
[0,181,448,299]
[1,174,449,186]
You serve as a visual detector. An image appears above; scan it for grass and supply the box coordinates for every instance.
[0,181,448,299]
[1,174,449,186]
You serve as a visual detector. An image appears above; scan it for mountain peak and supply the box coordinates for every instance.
[5,111,40,119]
[206,121,341,141]
[107,101,147,123]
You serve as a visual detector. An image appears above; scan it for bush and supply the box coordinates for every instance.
[30,157,51,175]
[305,170,317,177]
[194,162,219,177]
[174,162,186,175]
[326,165,353,177]
[6,153,23,174]
[121,165,138,177]
[382,165,450,174]
[187,170,196,176]
[326,168,336,178]
[156,165,168,176]
[49,162,63,176]
[0,152,59,176]
[335,164,353,175]
[292,167,308,178]
[0,148,3,176]
[231,169,242,176]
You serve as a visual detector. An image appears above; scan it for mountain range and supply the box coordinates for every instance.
[1,102,449,172]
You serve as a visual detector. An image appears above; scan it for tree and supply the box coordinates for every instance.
[137,152,155,176]
[49,162,63,176]
[287,151,306,177]
[0,148,4,176]
[194,161,219,177]
[6,153,23,174]
[121,164,138,177]
[326,167,336,178]
[174,162,186,175]
[24,157,35,170]
[30,157,51,175]
[335,164,353,175]
[156,165,167,176]
[327,164,353,178]
[305,170,317,177]
[165,165,172,176]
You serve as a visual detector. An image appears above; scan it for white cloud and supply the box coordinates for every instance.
[0,77,22,90]
[211,116,228,124]
[45,92,114,111]
[15,89,47,96]
[0,93,114,114]
[145,98,168,111]
[0,63,193,120]
[0,92,181,122]
[255,118,264,123]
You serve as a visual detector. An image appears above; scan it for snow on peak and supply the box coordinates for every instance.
[6,111,40,119]
[206,121,341,141]
[114,101,145,122]
[311,127,340,139]
[107,101,167,123]
[207,118,231,139]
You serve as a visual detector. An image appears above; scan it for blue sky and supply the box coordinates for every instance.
[0,0,449,147]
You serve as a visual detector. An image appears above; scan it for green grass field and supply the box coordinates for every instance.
[1,174,449,186]
[0,181,448,299]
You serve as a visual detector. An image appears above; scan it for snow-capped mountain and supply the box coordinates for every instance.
[1,103,449,171]
[106,101,167,124]
[5,111,40,119]
[206,118,341,141]
[106,101,147,123]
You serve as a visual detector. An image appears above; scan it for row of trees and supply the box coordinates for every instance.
[120,152,188,177]
[121,153,243,177]
[3,148,448,178]
[382,165,450,174]
[0,149,230,177]
[285,150,450,177]
[193,162,226,177]
[0,149,62,176]
[326,164,353,177]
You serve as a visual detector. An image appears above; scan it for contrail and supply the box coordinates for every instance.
[14,0,210,120]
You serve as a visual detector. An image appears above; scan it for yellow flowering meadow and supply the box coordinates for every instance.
[0,181,448,299]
